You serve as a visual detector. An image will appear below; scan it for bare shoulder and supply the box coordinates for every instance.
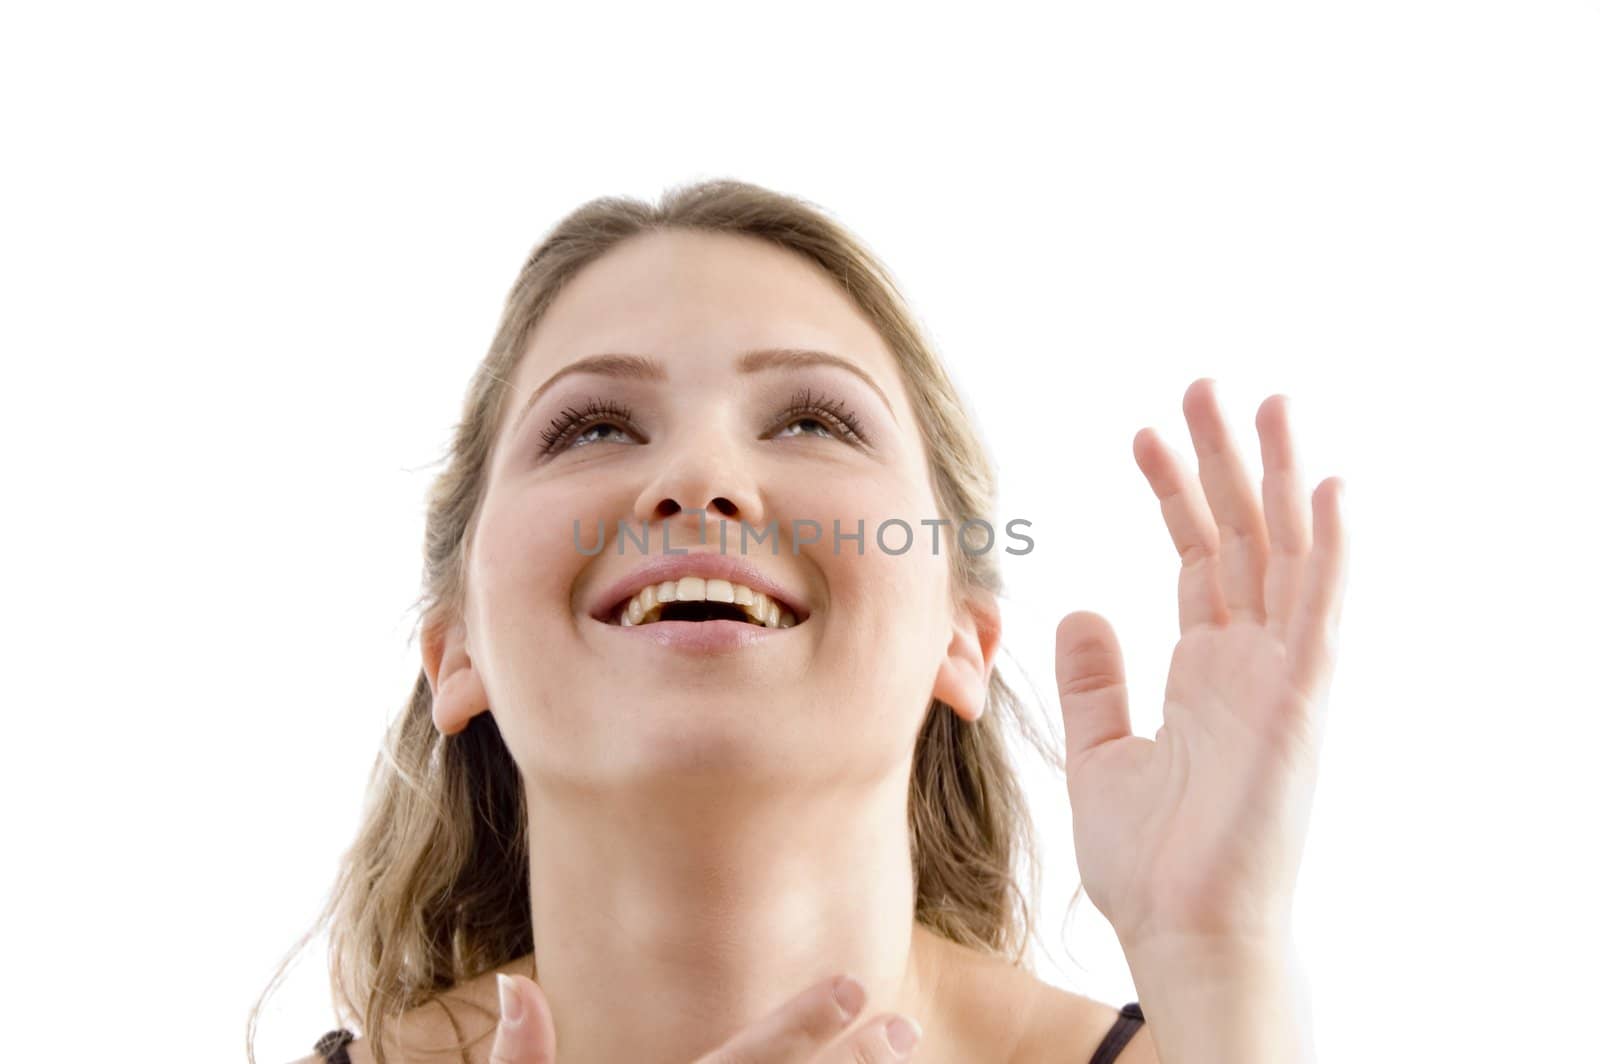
[1009,979,1160,1064]
[924,931,1157,1064]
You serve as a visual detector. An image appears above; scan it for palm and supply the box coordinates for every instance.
[1055,379,1348,951]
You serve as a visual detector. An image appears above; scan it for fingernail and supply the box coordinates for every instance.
[832,975,865,1020]
[886,1016,922,1054]
[497,973,524,1026]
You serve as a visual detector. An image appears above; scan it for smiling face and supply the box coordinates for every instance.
[425,229,996,791]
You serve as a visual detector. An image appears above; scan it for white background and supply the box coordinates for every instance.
[3,2,1596,1060]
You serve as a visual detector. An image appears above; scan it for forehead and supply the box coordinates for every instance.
[512,229,907,399]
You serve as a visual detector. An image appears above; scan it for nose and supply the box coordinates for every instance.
[648,493,740,521]
[632,428,767,534]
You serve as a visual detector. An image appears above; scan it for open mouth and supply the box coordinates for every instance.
[606,577,801,629]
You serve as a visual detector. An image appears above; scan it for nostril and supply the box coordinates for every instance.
[710,496,737,517]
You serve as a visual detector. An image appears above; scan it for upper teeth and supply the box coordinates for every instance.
[617,578,798,629]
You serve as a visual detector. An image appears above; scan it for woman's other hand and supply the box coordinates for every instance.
[1054,378,1349,954]
[489,971,923,1062]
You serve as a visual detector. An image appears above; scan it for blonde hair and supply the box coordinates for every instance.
[250,179,1080,1063]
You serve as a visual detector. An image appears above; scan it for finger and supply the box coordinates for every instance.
[1133,426,1228,634]
[1256,395,1312,644]
[1055,611,1130,772]
[1183,378,1271,625]
[694,973,866,1063]
[695,973,919,1063]
[490,973,558,1064]
[1285,478,1349,711]
[815,1013,923,1062]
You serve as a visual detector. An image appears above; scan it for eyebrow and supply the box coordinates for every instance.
[510,347,898,433]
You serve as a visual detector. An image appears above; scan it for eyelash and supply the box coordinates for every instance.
[538,399,635,452]
[536,390,869,455]
[779,389,869,445]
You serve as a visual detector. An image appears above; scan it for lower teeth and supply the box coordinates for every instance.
[621,607,774,628]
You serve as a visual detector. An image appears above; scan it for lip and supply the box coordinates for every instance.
[598,617,789,654]
[587,551,812,626]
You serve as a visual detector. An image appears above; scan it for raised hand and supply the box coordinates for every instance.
[489,971,923,1063]
[1054,378,1348,953]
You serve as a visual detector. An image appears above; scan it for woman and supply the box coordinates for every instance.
[254,179,1347,1063]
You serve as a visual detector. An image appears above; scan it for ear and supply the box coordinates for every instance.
[421,613,489,736]
[931,589,1002,722]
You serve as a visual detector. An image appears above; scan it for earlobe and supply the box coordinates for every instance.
[930,590,1002,722]
[421,614,489,736]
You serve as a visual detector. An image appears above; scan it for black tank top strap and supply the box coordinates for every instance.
[313,1028,355,1064]
[1087,1002,1145,1064]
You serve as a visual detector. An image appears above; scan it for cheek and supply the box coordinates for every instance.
[465,484,600,724]
[785,464,939,544]
[822,528,954,676]
[855,551,950,635]
[790,468,950,616]
[816,552,951,742]
[469,483,590,626]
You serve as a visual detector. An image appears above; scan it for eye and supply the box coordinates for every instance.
[770,389,869,445]
[539,399,641,455]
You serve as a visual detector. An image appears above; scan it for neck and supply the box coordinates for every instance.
[522,765,950,1061]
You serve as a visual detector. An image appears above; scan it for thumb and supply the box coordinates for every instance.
[1054,611,1130,770]
[490,973,558,1064]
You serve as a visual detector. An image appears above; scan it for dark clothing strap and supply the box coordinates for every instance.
[313,1028,353,1064]
[1089,1002,1147,1064]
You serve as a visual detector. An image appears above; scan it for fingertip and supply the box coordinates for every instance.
[1318,478,1346,539]
[1259,393,1289,427]
[1131,429,1157,475]
[832,974,866,1021]
[1056,609,1113,647]
[497,973,524,1027]
[491,973,558,1064]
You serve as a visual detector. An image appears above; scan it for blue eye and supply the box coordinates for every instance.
[774,417,833,438]
[538,400,639,455]
[772,389,868,444]
[536,389,870,457]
